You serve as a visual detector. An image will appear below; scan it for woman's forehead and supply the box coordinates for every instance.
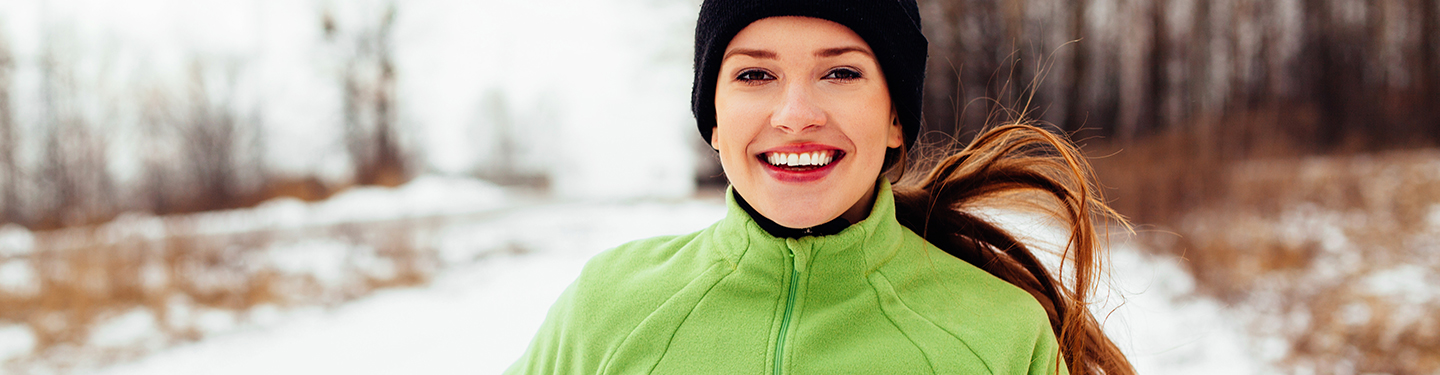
[722,16,873,58]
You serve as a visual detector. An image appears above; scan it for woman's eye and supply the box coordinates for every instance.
[825,68,862,80]
[736,70,775,82]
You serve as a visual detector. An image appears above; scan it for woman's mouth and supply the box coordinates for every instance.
[760,150,842,171]
[755,149,845,184]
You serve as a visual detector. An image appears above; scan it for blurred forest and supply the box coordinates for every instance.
[0,3,412,231]
[921,0,1438,151]
[3,0,1434,230]
[0,3,440,368]
[913,0,1440,373]
[916,0,1440,226]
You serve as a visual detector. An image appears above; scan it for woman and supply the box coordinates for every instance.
[507,0,1133,374]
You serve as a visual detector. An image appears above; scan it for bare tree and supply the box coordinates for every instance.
[1063,0,1090,134]
[182,62,242,211]
[921,0,966,139]
[326,2,409,187]
[0,34,19,225]
[1420,0,1440,142]
[138,87,181,215]
[34,30,116,228]
[1144,0,1169,136]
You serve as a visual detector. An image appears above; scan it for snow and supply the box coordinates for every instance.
[88,309,161,349]
[0,172,1282,373]
[1363,264,1439,306]
[91,198,728,375]
[977,209,1272,374]
[75,197,1271,375]
[90,251,583,375]
[0,224,35,257]
[118,174,511,238]
[0,259,39,297]
[264,239,357,289]
[191,309,240,336]
[1098,248,1272,374]
[308,176,508,224]
[0,325,36,365]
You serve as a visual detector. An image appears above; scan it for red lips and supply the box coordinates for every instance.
[755,143,845,183]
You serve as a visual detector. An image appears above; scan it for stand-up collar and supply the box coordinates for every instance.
[733,191,851,238]
[711,178,907,275]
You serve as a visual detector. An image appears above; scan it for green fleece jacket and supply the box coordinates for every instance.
[506,180,1067,374]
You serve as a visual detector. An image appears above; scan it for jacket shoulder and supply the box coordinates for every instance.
[878,229,1062,374]
[505,226,727,374]
[574,228,719,295]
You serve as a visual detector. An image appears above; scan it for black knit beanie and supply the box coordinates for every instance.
[691,0,928,149]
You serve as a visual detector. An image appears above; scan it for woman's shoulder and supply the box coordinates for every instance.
[578,228,718,283]
[566,224,731,310]
[876,231,1059,366]
[883,233,1050,316]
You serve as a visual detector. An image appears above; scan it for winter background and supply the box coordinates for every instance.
[0,0,1437,374]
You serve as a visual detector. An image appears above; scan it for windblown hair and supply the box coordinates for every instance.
[886,123,1135,375]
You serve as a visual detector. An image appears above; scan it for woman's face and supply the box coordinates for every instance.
[713,16,903,228]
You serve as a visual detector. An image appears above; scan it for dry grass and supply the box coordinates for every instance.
[1092,121,1440,374]
[0,215,439,372]
[1171,150,1440,374]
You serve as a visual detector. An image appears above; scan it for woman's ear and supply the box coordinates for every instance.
[710,126,721,151]
[887,113,904,149]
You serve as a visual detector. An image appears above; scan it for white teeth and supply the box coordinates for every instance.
[765,151,836,167]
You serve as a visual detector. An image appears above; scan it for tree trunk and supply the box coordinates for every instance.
[0,45,16,225]
[1064,0,1089,133]
[1144,0,1168,137]
[1420,0,1440,143]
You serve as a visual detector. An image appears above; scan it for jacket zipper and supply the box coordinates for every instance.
[774,252,799,375]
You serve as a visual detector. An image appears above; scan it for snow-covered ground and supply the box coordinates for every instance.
[34,183,1268,375]
[82,188,730,375]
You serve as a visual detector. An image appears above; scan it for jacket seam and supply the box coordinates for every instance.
[599,260,733,375]
[873,267,996,375]
[868,271,939,373]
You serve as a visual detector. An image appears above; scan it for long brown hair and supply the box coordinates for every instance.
[886,122,1135,375]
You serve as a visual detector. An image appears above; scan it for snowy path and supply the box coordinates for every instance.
[91,250,586,375]
[89,199,728,375]
[88,200,1269,374]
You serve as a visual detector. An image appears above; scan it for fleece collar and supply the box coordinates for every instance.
[711,178,906,275]
[732,190,852,238]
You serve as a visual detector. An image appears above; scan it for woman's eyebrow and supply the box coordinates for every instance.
[722,46,872,62]
[723,48,778,61]
[816,46,873,58]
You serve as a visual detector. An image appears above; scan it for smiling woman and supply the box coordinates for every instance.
[505,1,1134,374]
[712,16,901,228]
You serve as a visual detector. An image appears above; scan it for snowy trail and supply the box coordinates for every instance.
[92,250,588,375]
[87,199,729,375]
[86,200,1268,374]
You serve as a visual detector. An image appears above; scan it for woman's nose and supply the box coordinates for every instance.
[770,84,825,133]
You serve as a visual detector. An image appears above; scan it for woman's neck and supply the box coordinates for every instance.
[732,183,878,238]
[839,182,879,224]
